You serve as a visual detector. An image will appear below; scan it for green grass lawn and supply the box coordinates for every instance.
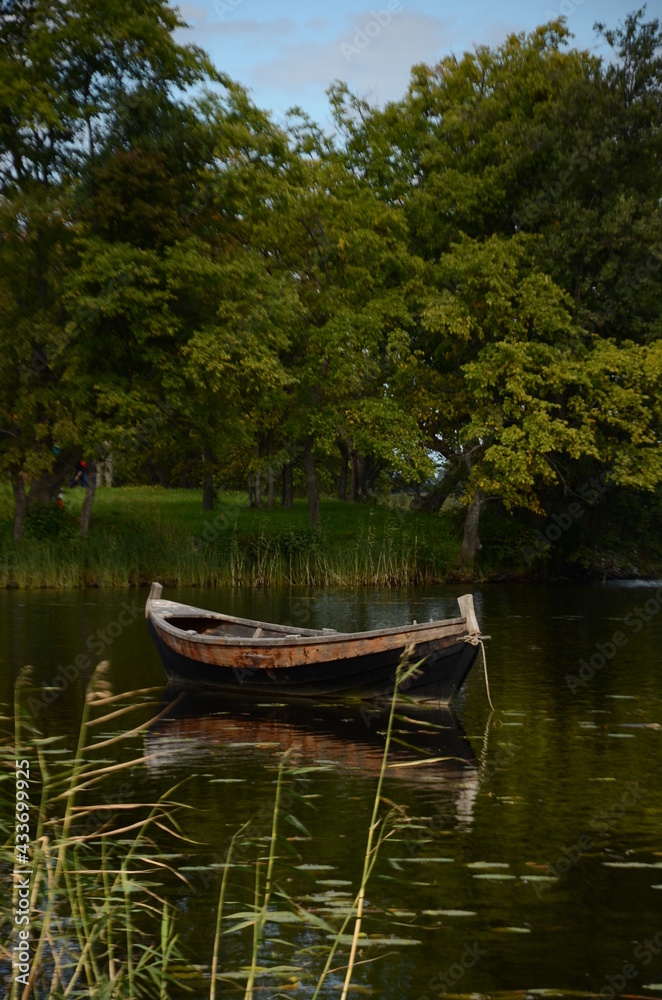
[0,485,464,588]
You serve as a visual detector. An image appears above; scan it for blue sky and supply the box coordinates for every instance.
[173,0,647,127]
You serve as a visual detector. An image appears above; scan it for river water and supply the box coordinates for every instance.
[2,583,662,998]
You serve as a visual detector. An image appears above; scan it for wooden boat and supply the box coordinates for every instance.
[145,582,485,703]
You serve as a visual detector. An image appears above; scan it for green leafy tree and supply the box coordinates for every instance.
[328,13,662,563]
[423,233,662,563]
[270,141,434,526]
[0,0,216,536]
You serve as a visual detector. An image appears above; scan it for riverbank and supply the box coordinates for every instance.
[0,486,465,589]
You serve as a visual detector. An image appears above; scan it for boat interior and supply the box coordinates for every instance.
[161,614,336,639]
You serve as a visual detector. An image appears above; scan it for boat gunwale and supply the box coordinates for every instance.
[147,598,469,648]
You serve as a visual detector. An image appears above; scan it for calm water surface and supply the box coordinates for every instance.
[2,583,662,998]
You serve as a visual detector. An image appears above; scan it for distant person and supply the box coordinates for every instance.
[70,460,87,487]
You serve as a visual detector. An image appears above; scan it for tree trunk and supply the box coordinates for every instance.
[337,442,348,501]
[29,454,79,505]
[412,483,448,512]
[349,449,358,503]
[303,440,321,530]
[202,447,214,511]
[281,462,293,510]
[13,448,78,539]
[254,471,262,507]
[97,443,113,487]
[461,490,486,567]
[12,478,28,540]
[362,454,379,495]
[356,453,365,498]
[79,460,97,536]
[267,464,274,510]
[147,460,165,486]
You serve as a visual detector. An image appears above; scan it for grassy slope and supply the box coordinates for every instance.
[0,485,464,589]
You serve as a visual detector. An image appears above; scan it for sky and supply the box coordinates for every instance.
[172,0,648,128]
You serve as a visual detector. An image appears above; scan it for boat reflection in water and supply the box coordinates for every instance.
[146,691,480,828]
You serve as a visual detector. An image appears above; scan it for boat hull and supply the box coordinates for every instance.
[146,584,478,704]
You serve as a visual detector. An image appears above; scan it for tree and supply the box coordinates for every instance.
[170,243,298,511]
[265,132,434,527]
[422,233,662,563]
[327,14,662,563]
[0,0,216,535]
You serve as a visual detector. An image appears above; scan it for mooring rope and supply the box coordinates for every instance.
[465,634,495,712]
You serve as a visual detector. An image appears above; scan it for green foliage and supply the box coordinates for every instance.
[0,0,220,532]
[331,10,662,560]
[24,501,77,541]
[1,1,660,571]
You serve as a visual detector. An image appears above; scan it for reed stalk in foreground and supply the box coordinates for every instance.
[2,666,194,1000]
[209,822,250,1000]
[242,749,294,1000]
[4,654,437,1000]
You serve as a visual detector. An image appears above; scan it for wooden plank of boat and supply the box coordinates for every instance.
[145,582,485,703]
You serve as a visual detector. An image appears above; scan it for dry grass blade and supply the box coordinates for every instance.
[69,802,166,812]
[85,700,163,728]
[387,755,460,768]
[153,821,204,844]
[82,686,165,708]
[66,816,171,842]
[51,751,173,797]
[81,694,184,751]
[137,856,193,885]
[393,713,453,730]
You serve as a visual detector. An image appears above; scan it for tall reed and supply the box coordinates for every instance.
[2,665,195,999]
[0,488,462,589]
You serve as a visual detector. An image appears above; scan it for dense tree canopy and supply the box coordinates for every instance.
[1,1,660,573]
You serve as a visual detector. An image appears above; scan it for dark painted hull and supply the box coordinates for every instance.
[147,618,479,702]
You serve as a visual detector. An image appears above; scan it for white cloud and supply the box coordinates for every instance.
[250,11,459,106]
[213,17,295,37]
[175,2,208,25]
[177,15,296,39]
[170,3,545,123]
[304,17,329,31]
